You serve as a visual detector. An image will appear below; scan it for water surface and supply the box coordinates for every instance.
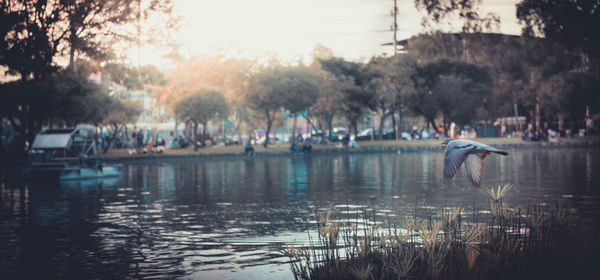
[1,147,599,279]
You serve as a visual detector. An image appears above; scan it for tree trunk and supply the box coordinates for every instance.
[103,123,122,153]
[327,116,333,143]
[237,119,243,146]
[124,125,129,146]
[378,112,390,141]
[193,122,199,151]
[291,114,297,143]
[184,120,192,142]
[264,117,272,148]
[557,112,564,138]
[513,100,520,132]
[304,116,314,134]
[69,43,76,69]
[317,118,326,144]
[235,111,243,145]
[202,121,208,146]
[68,24,77,70]
[535,97,541,133]
[428,118,437,132]
[392,113,397,140]
[94,125,99,155]
[398,107,404,140]
[351,120,358,138]
[484,121,488,138]
[264,109,273,148]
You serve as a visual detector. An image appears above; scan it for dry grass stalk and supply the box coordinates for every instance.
[482,184,513,202]
[349,263,374,280]
[284,184,592,280]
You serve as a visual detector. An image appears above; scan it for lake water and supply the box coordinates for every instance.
[1,147,600,280]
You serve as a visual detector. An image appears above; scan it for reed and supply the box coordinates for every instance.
[283,184,599,280]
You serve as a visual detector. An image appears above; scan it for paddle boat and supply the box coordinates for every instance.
[28,127,122,181]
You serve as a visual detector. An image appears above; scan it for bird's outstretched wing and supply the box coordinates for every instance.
[443,145,468,180]
[464,153,488,187]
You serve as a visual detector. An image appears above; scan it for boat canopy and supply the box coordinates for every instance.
[31,128,77,150]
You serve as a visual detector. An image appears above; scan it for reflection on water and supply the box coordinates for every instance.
[1,147,600,279]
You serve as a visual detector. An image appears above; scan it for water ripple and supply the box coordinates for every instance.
[1,148,600,279]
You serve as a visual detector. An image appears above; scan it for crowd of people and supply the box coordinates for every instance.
[104,116,598,157]
[126,127,189,155]
[290,135,313,153]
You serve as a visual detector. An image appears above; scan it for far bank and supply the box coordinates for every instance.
[97,137,600,162]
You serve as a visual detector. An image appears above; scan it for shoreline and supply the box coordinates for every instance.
[98,137,600,162]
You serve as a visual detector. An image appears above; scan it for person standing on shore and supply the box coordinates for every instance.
[136,129,144,155]
[449,122,456,138]
[245,138,254,155]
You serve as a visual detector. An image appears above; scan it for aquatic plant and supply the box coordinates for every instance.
[283,184,599,280]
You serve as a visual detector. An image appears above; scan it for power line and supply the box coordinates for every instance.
[308,29,392,38]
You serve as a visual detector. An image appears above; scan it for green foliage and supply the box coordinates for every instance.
[0,68,141,128]
[411,59,492,128]
[366,54,418,138]
[319,58,364,82]
[175,89,229,150]
[278,66,320,115]
[517,0,600,52]
[104,63,167,90]
[517,0,600,82]
[175,90,230,125]
[0,1,61,80]
[319,57,375,134]
[415,0,501,32]
[0,0,178,80]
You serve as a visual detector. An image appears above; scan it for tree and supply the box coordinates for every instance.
[0,0,178,80]
[0,1,63,81]
[517,0,600,125]
[517,0,600,74]
[414,0,501,33]
[100,100,141,153]
[245,67,286,148]
[278,66,320,142]
[159,55,255,141]
[319,57,375,135]
[62,0,178,68]
[0,65,138,158]
[411,59,492,131]
[175,90,230,151]
[366,54,418,140]
[311,72,345,143]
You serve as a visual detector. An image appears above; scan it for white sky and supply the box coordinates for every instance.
[137,0,522,65]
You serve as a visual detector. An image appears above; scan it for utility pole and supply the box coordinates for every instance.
[392,0,398,56]
[137,0,142,67]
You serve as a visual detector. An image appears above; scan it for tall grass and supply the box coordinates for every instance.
[283,184,599,279]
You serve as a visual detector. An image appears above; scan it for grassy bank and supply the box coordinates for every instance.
[283,185,599,280]
[98,136,600,160]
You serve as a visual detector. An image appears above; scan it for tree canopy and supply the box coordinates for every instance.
[0,0,177,80]
[175,89,230,150]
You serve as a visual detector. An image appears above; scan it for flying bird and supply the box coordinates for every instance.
[441,138,508,187]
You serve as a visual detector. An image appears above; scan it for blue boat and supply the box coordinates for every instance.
[59,164,122,180]
[28,127,122,181]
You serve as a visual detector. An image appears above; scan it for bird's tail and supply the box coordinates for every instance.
[480,143,509,156]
